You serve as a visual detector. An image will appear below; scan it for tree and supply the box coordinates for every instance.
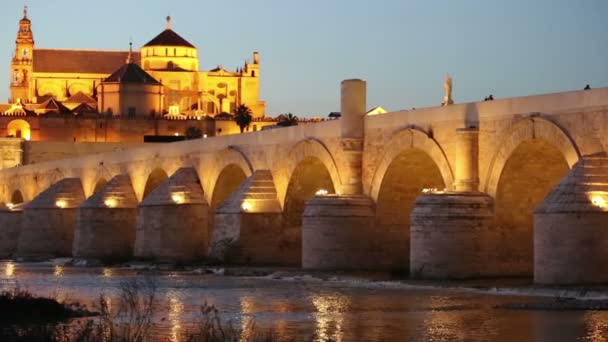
[185,126,203,140]
[234,104,253,133]
[276,113,299,127]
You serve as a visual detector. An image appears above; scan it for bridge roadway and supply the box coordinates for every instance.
[1,80,607,284]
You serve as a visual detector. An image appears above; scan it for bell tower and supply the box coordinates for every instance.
[10,6,34,103]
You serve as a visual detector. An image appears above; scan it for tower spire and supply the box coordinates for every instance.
[126,41,133,64]
[23,5,28,19]
[166,16,172,30]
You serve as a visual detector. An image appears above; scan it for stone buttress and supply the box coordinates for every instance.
[17,178,85,259]
[73,175,138,260]
[134,167,208,262]
[212,170,287,265]
[0,202,24,258]
[534,154,608,285]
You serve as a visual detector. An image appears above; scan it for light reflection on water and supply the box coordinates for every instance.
[2,262,608,341]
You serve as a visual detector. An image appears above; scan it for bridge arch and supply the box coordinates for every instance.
[282,153,337,266]
[142,168,169,200]
[368,128,450,270]
[486,117,576,275]
[484,116,580,197]
[10,190,24,205]
[275,138,341,208]
[369,127,454,202]
[203,147,254,205]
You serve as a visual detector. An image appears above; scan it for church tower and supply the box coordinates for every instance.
[10,6,34,103]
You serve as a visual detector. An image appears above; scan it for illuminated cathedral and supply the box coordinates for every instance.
[1,6,270,142]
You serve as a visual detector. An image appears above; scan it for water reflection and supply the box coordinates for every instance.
[311,292,351,342]
[53,265,64,277]
[240,296,255,341]
[585,312,608,341]
[3,261,608,341]
[102,268,113,278]
[4,261,15,278]
[167,290,184,342]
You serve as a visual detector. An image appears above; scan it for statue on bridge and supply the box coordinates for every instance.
[442,74,454,106]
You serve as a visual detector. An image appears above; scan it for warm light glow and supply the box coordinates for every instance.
[316,189,329,196]
[54,265,64,277]
[174,132,179,136]
[168,291,184,342]
[203,134,208,139]
[312,294,350,342]
[171,193,185,204]
[590,194,607,209]
[6,203,14,209]
[55,200,67,209]
[422,188,438,193]
[104,197,118,208]
[102,268,113,277]
[5,262,15,278]
[241,201,252,212]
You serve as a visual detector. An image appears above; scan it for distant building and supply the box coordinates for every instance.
[1,7,273,142]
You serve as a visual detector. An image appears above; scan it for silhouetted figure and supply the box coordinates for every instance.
[584,84,591,90]
[488,94,494,100]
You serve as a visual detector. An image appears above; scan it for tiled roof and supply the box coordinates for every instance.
[33,49,140,74]
[144,29,195,48]
[39,97,71,114]
[72,102,97,115]
[65,91,97,105]
[104,63,161,85]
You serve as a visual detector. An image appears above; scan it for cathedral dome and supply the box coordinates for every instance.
[143,16,195,48]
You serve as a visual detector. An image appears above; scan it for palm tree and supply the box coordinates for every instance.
[276,113,299,127]
[234,104,253,133]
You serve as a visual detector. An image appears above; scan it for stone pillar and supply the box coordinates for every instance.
[212,170,286,265]
[339,79,366,195]
[302,195,375,270]
[453,128,479,192]
[535,155,608,285]
[301,80,376,270]
[0,203,23,258]
[73,175,138,261]
[134,168,209,262]
[410,193,495,279]
[17,178,85,260]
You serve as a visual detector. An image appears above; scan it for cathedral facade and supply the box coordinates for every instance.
[1,7,270,143]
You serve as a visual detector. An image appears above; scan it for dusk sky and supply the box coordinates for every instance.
[0,0,606,117]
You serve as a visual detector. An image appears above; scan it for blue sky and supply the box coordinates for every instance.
[0,0,606,117]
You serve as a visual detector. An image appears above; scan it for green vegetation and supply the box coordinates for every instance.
[0,278,280,341]
[234,105,253,133]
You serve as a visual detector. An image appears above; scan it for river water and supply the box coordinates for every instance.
[1,261,607,341]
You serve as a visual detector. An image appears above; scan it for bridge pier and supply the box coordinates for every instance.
[134,168,208,262]
[302,79,379,270]
[0,203,23,258]
[211,170,286,265]
[73,175,138,261]
[534,154,608,284]
[17,178,85,260]
[302,195,375,269]
[410,193,496,278]
[409,128,502,278]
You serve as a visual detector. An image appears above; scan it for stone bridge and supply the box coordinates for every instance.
[1,80,608,285]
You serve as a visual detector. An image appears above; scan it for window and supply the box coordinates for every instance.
[253,125,258,131]
[252,71,256,77]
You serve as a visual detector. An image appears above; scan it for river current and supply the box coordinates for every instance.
[1,261,607,341]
